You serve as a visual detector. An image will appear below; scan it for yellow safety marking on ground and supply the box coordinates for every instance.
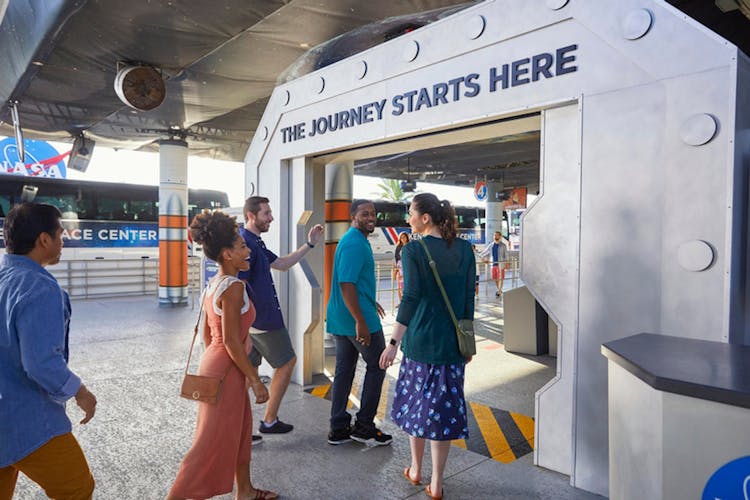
[310,384,330,398]
[469,402,516,463]
[376,379,390,421]
[304,382,535,463]
[510,411,535,449]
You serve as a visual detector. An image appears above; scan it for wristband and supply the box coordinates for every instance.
[389,338,398,346]
[306,241,315,249]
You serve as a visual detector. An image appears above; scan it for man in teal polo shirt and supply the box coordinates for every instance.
[326,199,391,446]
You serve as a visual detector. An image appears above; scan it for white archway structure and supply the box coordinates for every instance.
[244,0,750,495]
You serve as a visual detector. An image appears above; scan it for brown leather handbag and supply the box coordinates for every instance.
[180,282,231,404]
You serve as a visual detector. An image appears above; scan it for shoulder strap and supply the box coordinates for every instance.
[184,275,235,380]
[418,238,460,329]
[184,287,208,376]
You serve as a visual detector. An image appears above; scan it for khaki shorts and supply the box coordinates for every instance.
[248,327,296,368]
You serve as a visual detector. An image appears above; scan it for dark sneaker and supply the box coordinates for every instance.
[259,419,294,434]
[327,426,352,445]
[252,434,263,445]
[351,422,392,446]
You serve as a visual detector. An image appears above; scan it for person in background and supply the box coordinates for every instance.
[479,231,508,298]
[168,210,276,500]
[239,196,324,436]
[394,231,411,303]
[471,244,481,297]
[380,193,475,500]
[0,202,97,500]
[326,199,391,446]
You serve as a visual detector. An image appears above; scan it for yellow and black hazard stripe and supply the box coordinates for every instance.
[452,402,534,463]
[304,384,533,463]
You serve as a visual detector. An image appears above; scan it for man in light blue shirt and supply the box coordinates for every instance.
[0,203,97,499]
[326,200,391,446]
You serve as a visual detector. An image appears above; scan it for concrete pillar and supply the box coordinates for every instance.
[485,180,505,243]
[324,162,353,313]
[158,139,189,307]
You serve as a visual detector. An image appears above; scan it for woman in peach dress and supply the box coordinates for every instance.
[168,210,278,500]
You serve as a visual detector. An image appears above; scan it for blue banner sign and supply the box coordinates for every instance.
[703,455,750,500]
[0,219,158,248]
[200,256,219,290]
[0,138,68,178]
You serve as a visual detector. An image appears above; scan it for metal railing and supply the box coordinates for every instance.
[48,256,202,300]
[373,256,521,313]
[48,255,520,304]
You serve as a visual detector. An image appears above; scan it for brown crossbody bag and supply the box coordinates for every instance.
[180,277,233,403]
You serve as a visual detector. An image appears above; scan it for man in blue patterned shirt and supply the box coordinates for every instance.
[0,203,97,499]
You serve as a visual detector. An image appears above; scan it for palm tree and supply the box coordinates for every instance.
[373,179,412,201]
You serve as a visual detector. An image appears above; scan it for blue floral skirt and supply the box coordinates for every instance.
[391,357,468,441]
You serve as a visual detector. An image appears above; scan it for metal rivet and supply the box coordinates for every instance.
[262,126,269,141]
[546,0,569,10]
[622,9,653,40]
[680,113,718,146]
[677,240,714,272]
[283,90,290,105]
[357,60,368,80]
[403,40,420,62]
[315,76,325,94]
[465,15,486,39]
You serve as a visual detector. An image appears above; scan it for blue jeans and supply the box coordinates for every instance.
[330,330,386,431]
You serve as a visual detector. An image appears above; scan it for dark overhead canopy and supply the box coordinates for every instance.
[0,0,475,161]
[354,131,541,190]
[0,0,747,172]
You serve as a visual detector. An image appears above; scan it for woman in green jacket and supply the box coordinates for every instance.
[380,193,475,500]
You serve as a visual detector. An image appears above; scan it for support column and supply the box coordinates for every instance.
[485,180,505,242]
[324,162,353,313]
[158,139,189,307]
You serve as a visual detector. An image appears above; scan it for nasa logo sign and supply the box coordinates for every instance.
[474,181,488,202]
[1,138,68,178]
[703,455,750,500]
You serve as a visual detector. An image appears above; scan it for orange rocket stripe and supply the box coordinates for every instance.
[159,215,188,227]
[323,242,338,313]
[159,241,188,287]
[325,200,351,222]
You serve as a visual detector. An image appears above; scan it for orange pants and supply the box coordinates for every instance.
[0,432,94,500]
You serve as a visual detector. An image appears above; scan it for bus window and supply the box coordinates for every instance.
[34,186,78,219]
[0,195,9,217]
[188,190,230,221]
[375,202,407,227]
[132,200,156,221]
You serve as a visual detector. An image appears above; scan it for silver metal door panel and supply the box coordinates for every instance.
[525,103,581,476]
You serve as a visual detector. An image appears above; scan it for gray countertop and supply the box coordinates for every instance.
[601,333,750,409]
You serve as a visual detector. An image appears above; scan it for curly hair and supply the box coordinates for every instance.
[412,193,458,245]
[189,210,239,262]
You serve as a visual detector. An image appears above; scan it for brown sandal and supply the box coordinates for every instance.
[403,466,422,486]
[252,489,278,500]
[425,485,443,499]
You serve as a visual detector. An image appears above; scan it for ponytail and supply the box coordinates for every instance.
[438,199,458,244]
[412,193,458,246]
